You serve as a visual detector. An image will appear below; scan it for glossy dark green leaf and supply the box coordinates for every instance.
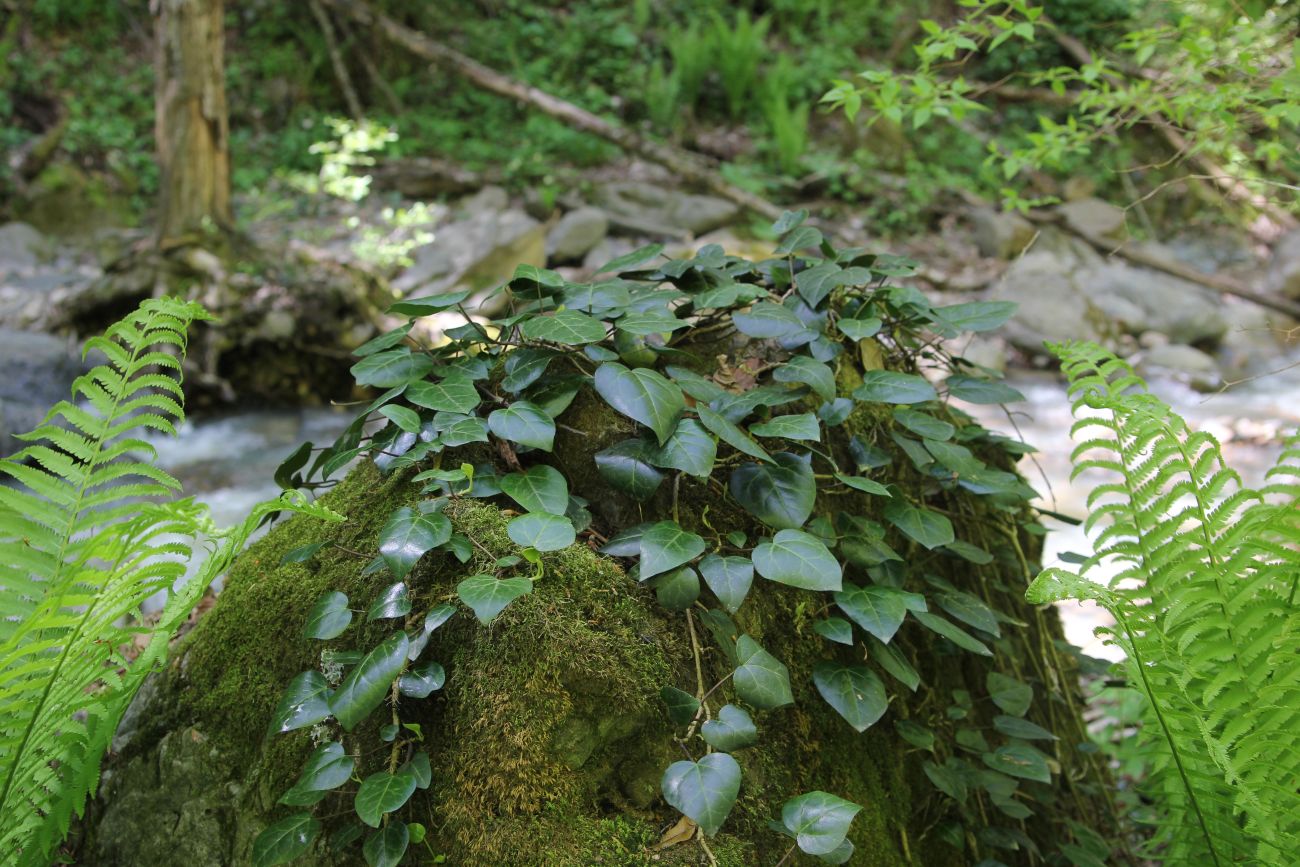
[794,262,843,307]
[661,753,742,837]
[835,582,912,644]
[351,348,434,388]
[269,671,332,733]
[304,591,352,640]
[598,521,653,557]
[728,453,815,529]
[945,375,1026,405]
[367,582,411,622]
[818,398,854,427]
[938,590,1001,637]
[402,752,432,789]
[596,242,664,273]
[282,742,354,803]
[924,759,968,802]
[943,539,995,565]
[883,499,954,550]
[773,355,836,400]
[407,604,457,661]
[895,719,935,752]
[732,302,806,339]
[282,541,328,564]
[982,744,1052,783]
[379,507,452,579]
[501,464,569,514]
[933,301,1018,333]
[697,405,772,463]
[837,317,883,341]
[813,662,888,732]
[987,672,1033,716]
[868,634,921,692]
[594,439,664,500]
[774,225,823,255]
[700,704,758,751]
[362,823,409,867]
[355,768,418,828]
[563,280,632,314]
[781,790,863,856]
[652,566,701,610]
[616,309,686,335]
[329,632,410,731]
[813,617,854,645]
[593,362,685,445]
[772,209,808,234]
[399,660,446,698]
[405,373,479,414]
[833,473,890,497]
[521,309,607,344]
[354,322,413,357]
[734,634,794,709]
[457,574,534,624]
[913,611,992,656]
[852,370,937,404]
[252,813,321,867]
[752,529,842,591]
[379,404,421,434]
[994,715,1057,740]
[387,289,472,315]
[638,520,706,580]
[275,440,313,490]
[661,685,700,725]
[488,401,556,451]
[528,376,583,417]
[651,418,717,477]
[666,366,728,403]
[698,554,753,614]
[501,348,556,393]
[893,407,954,441]
[750,413,821,442]
[506,512,575,552]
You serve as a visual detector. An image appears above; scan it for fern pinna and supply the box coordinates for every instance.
[1025,341,1300,864]
[0,298,341,865]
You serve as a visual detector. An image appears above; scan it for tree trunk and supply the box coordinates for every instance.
[154,0,231,245]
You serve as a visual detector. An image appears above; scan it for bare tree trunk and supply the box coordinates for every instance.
[155,0,231,245]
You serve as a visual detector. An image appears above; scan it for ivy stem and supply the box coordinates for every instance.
[773,842,798,867]
[683,609,711,742]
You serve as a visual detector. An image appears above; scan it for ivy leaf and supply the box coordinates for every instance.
[982,744,1052,784]
[834,582,912,644]
[639,520,706,580]
[728,452,815,529]
[598,522,653,557]
[351,348,434,388]
[923,759,968,803]
[500,464,569,514]
[938,589,1001,637]
[439,415,490,446]
[330,632,410,731]
[933,301,1018,333]
[987,672,1033,717]
[252,813,321,867]
[661,685,701,725]
[616,309,686,335]
[379,507,452,579]
[834,473,890,496]
[595,439,665,500]
[913,611,992,657]
[303,591,352,640]
[501,348,556,393]
[868,634,921,692]
[698,554,754,614]
[697,405,772,463]
[652,566,701,610]
[407,604,457,661]
[355,768,418,828]
[367,582,412,621]
[943,539,994,565]
[506,512,576,552]
[892,408,954,441]
[883,499,954,550]
[379,404,422,434]
[269,671,332,734]
[772,209,808,234]
[852,371,937,404]
[402,752,432,789]
[750,413,821,442]
[521,309,607,345]
[406,373,480,414]
[734,635,794,709]
[774,225,824,255]
[781,790,863,857]
[399,660,446,698]
[837,317,882,341]
[945,374,1025,405]
[661,753,742,837]
[596,242,664,273]
[773,355,836,400]
[282,541,328,564]
[813,662,888,733]
[652,418,717,477]
[813,617,854,645]
[386,289,472,315]
[456,574,534,624]
[593,362,685,445]
[362,823,410,867]
[794,262,843,308]
[752,529,842,591]
[994,715,1057,741]
[732,302,806,339]
[282,742,354,802]
[700,704,758,751]
[488,401,556,451]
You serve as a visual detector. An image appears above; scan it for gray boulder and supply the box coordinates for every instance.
[1267,228,1300,299]
[0,327,86,454]
[1139,343,1221,389]
[394,208,546,299]
[970,207,1037,260]
[988,250,1109,353]
[1056,197,1127,239]
[1086,262,1227,344]
[0,222,50,272]
[547,207,609,263]
[594,182,739,238]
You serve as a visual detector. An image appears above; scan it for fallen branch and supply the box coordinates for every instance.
[309,0,364,121]
[318,0,786,224]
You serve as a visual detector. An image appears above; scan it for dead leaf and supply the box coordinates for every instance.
[651,815,697,851]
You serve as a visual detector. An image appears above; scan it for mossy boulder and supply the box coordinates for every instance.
[86,383,1117,865]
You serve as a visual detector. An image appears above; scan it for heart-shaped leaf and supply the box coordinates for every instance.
[379,507,452,579]
[269,671,332,734]
[329,632,410,731]
[399,660,446,698]
[438,415,489,446]
[638,520,706,580]
[731,302,806,339]
[501,348,556,393]
[781,791,863,857]
[868,634,921,692]
[457,574,534,624]
[813,617,854,645]
[772,355,836,400]
[406,373,480,414]
[987,672,1033,716]
[852,371,936,404]
[506,512,576,552]
[379,404,422,433]
[387,289,472,315]
[892,407,954,441]
[813,662,888,732]
[933,300,1017,333]
[793,262,842,308]
[883,499,954,550]
[661,685,700,725]
[500,464,569,514]
[351,348,434,388]
[834,582,912,644]
[982,744,1052,783]
[913,611,992,656]
[593,362,685,445]
[362,822,410,867]
[488,401,556,451]
[697,405,772,463]
[750,413,821,442]
[700,704,757,751]
[945,374,1025,405]
[729,452,815,529]
[652,418,717,477]
[838,317,882,341]
[752,529,842,592]
[596,242,664,273]
[652,566,700,610]
[698,554,754,614]
[594,439,664,500]
[938,589,1001,637]
[293,741,354,792]
[407,604,457,660]
[774,225,823,255]
[734,635,793,709]
[834,473,890,496]
[355,768,418,827]
[661,753,742,837]
[402,752,432,789]
[521,309,607,344]
[252,813,321,867]
[367,582,411,621]
[303,591,352,640]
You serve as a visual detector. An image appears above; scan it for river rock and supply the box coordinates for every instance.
[1056,197,1127,239]
[989,250,1109,353]
[1085,261,1227,344]
[969,207,1037,259]
[594,182,739,238]
[1266,228,1300,299]
[394,208,546,298]
[1139,343,1221,389]
[0,327,85,454]
[547,206,609,263]
[0,222,50,272]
